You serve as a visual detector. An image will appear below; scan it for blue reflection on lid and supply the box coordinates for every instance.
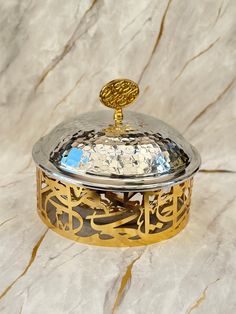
[61,147,89,168]
[154,153,171,173]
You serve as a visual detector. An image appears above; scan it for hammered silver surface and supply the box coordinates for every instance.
[32,110,200,190]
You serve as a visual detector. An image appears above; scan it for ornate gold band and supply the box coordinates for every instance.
[36,169,193,247]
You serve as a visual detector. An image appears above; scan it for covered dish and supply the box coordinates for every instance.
[32,79,201,247]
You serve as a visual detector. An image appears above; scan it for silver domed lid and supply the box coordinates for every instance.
[32,79,201,191]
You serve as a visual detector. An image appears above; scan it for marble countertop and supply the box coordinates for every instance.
[0,0,236,313]
[1,171,236,314]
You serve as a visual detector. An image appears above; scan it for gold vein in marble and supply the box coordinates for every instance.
[0,229,48,300]
[0,216,16,228]
[174,37,220,81]
[35,0,97,90]
[213,1,224,26]
[185,76,236,132]
[200,169,236,174]
[112,254,142,314]
[0,180,22,189]
[42,74,84,135]
[187,278,220,314]
[138,0,172,83]
[53,75,84,112]
[18,158,32,174]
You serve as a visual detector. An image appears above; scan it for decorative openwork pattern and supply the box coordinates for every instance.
[37,169,193,247]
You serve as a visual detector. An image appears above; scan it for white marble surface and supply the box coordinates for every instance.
[0,0,236,313]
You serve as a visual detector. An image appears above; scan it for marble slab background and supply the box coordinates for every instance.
[0,0,236,313]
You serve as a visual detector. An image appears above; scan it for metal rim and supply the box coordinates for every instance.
[33,140,201,192]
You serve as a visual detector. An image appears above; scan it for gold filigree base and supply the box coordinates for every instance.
[36,169,193,247]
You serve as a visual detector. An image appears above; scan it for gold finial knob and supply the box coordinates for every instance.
[99,79,139,125]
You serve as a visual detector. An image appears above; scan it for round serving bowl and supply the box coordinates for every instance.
[32,79,201,247]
